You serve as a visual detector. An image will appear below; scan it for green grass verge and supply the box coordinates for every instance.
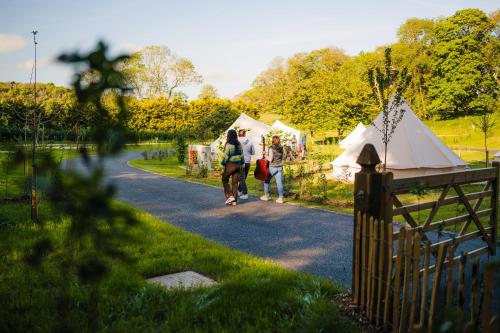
[0,202,358,332]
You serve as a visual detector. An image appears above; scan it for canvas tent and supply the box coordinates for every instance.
[271,120,300,143]
[330,99,467,182]
[339,123,366,149]
[494,151,500,163]
[210,113,272,157]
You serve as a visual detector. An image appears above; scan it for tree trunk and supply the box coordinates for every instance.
[485,132,488,167]
[31,121,38,221]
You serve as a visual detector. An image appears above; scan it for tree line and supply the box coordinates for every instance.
[1,8,498,142]
[0,81,257,142]
[240,8,499,136]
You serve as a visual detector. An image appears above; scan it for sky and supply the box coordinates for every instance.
[0,0,498,99]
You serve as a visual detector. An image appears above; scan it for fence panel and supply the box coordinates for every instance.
[351,144,499,332]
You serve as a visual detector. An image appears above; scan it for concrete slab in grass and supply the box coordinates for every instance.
[147,271,217,289]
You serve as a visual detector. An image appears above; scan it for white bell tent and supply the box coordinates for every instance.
[210,113,272,156]
[271,120,301,143]
[331,99,467,182]
[494,151,500,163]
[339,123,366,149]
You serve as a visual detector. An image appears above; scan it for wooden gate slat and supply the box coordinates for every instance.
[470,258,480,325]
[445,245,455,306]
[419,242,430,329]
[459,180,491,235]
[452,184,495,253]
[422,183,451,229]
[360,212,368,308]
[383,222,393,329]
[481,263,494,332]
[409,232,421,328]
[457,252,467,313]
[428,243,447,331]
[376,218,385,326]
[353,211,361,305]
[400,228,413,331]
[393,227,406,332]
[367,217,374,318]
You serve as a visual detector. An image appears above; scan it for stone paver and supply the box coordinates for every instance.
[147,271,216,289]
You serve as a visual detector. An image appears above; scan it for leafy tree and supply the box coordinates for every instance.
[198,84,219,99]
[397,17,434,45]
[189,97,239,139]
[393,18,435,118]
[233,99,259,118]
[122,45,202,99]
[429,9,498,118]
[244,56,289,116]
[127,97,192,133]
[473,112,496,166]
[282,48,350,137]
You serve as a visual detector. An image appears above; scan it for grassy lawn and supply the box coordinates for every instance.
[0,202,359,332]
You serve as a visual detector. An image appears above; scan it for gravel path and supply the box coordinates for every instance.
[65,151,355,286]
[64,151,498,290]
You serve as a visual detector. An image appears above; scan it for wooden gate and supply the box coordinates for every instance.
[351,144,499,332]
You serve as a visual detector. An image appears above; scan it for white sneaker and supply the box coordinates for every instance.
[238,191,243,196]
[240,194,249,200]
[260,195,270,201]
[231,201,237,206]
[276,197,284,204]
[225,196,235,205]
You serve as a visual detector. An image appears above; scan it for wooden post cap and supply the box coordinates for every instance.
[356,144,381,172]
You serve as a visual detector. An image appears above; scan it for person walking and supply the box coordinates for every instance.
[260,135,285,203]
[238,129,255,200]
[221,129,244,205]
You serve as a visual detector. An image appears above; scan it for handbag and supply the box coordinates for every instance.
[254,136,270,181]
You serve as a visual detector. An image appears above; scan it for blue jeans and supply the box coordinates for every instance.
[264,166,284,198]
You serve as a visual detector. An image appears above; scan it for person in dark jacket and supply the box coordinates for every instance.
[260,135,284,203]
[221,129,244,205]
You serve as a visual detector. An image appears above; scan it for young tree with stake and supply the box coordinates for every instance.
[368,48,411,171]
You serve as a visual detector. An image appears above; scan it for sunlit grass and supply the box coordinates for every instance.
[0,202,358,332]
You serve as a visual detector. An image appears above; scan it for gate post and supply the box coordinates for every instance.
[491,161,499,254]
[352,144,394,323]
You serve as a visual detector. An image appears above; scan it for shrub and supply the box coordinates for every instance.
[175,135,187,164]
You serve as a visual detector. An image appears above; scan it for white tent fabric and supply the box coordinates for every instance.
[210,113,272,157]
[330,99,467,182]
[339,123,366,149]
[272,120,300,142]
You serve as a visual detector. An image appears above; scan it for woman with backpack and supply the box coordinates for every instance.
[221,129,245,205]
[260,135,284,204]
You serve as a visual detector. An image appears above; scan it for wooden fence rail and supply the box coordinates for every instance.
[351,144,499,332]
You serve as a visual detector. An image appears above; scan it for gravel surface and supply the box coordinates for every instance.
[65,151,355,286]
[64,151,498,292]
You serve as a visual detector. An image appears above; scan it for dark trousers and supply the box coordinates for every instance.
[238,163,251,194]
[222,162,241,200]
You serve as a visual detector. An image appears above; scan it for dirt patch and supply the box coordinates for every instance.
[332,293,383,333]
